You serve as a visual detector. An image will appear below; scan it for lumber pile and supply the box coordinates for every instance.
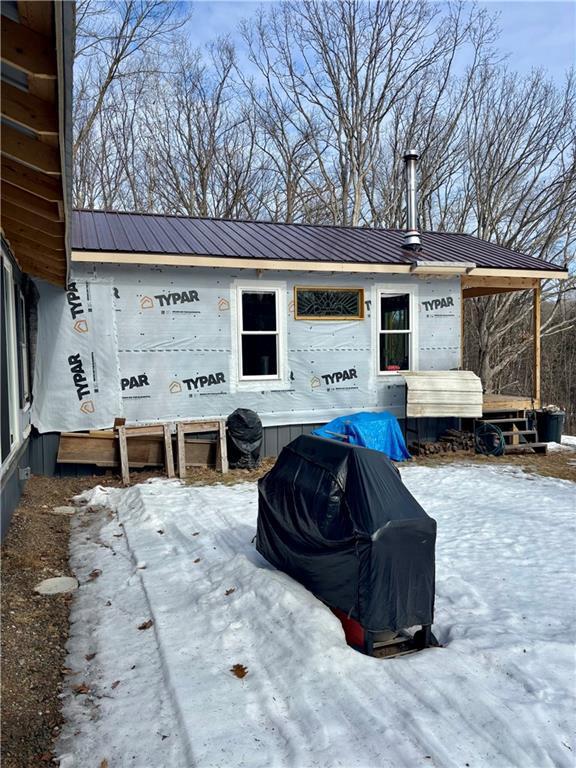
[57,419,228,483]
[408,429,475,457]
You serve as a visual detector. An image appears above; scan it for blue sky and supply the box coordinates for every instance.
[185,0,575,82]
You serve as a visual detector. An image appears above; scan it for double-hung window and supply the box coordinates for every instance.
[378,290,414,373]
[237,287,283,380]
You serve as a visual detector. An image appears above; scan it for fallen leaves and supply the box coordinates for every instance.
[88,569,102,581]
[85,652,96,661]
[230,664,248,679]
[72,682,90,695]
[192,531,200,536]
[193,558,201,564]
[137,619,154,630]
[225,588,236,596]
[99,760,109,768]
[111,680,120,690]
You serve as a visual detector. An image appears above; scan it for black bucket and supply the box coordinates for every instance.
[535,410,565,443]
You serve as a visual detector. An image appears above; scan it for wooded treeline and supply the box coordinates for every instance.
[73,0,576,428]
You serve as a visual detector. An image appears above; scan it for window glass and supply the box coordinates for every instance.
[238,288,281,379]
[295,288,363,319]
[241,334,278,377]
[242,291,276,331]
[380,294,409,330]
[380,333,409,372]
[16,289,30,406]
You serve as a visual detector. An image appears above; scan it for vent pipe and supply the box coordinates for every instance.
[402,149,421,251]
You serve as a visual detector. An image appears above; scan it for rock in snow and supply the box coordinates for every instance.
[57,466,575,768]
[34,576,78,595]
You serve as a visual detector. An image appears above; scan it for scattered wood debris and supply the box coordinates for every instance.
[408,429,475,456]
[137,619,154,630]
[230,664,248,679]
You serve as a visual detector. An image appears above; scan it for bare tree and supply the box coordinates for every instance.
[243,0,496,226]
[73,0,189,170]
[461,69,576,392]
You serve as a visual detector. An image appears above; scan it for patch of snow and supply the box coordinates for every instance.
[548,435,576,452]
[51,505,76,516]
[58,467,576,768]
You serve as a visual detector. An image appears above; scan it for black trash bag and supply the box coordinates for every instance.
[256,435,436,633]
[226,409,263,469]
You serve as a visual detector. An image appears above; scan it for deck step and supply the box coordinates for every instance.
[478,418,528,425]
[503,442,548,455]
[500,429,537,438]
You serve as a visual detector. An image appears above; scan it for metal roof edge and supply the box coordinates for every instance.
[70,250,570,280]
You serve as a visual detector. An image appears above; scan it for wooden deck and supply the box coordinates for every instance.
[482,394,538,413]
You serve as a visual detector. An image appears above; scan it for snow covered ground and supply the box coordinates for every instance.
[550,435,576,452]
[57,463,576,768]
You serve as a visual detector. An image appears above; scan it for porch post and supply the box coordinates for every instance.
[533,282,541,407]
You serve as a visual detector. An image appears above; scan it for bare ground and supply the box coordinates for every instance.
[1,448,574,766]
[0,472,132,767]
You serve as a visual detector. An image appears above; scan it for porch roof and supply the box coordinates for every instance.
[71,209,568,278]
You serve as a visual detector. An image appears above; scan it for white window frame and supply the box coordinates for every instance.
[1,253,21,465]
[17,288,31,408]
[375,285,419,375]
[233,281,287,388]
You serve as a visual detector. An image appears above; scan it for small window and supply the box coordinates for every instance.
[238,289,280,379]
[379,292,412,372]
[294,287,364,320]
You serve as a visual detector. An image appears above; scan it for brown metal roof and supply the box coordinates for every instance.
[72,209,564,273]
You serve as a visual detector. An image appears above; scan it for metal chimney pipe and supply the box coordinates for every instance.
[402,149,422,251]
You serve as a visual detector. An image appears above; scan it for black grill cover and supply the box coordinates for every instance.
[226,408,263,469]
[256,435,436,632]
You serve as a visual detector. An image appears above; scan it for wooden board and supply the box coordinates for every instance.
[407,405,483,418]
[405,379,482,392]
[184,439,217,468]
[404,371,483,418]
[177,420,228,478]
[408,392,483,405]
[118,424,175,485]
[462,275,538,298]
[533,284,541,407]
[57,432,117,466]
[57,432,165,468]
[482,394,533,412]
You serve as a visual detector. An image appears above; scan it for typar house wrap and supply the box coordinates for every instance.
[256,435,436,632]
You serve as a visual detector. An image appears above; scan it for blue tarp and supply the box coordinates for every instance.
[313,411,411,462]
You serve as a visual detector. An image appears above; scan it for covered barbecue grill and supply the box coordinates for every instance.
[256,435,437,655]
